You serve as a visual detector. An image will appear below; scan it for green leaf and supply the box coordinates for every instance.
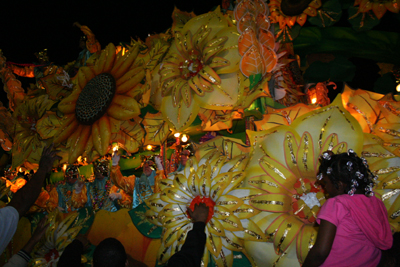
[304,55,356,82]
[373,73,397,94]
[308,0,342,28]
[274,23,302,43]
[249,74,262,90]
[348,6,380,31]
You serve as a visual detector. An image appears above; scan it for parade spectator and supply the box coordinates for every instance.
[0,144,60,254]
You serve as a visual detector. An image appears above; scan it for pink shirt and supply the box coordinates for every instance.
[317,194,392,267]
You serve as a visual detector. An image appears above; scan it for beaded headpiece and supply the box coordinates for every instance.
[318,149,376,197]
[94,158,110,176]
[65,165,80,181]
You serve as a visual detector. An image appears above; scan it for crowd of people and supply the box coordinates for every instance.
[0,145,398,267]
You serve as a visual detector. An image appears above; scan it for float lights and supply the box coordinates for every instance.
[174,132,181,138]
[311,97,317,104]
[146,145,153,150]
[113,145,119,152]
[181,134,189,143]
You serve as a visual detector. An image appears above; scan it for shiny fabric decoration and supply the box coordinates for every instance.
[145,136,265,266]
[243,95,365,266]
[234,0,278,78]
[32,210,83,266]
[156,7,244,131]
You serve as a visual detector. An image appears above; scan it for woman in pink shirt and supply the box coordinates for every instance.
[303,150,393,267]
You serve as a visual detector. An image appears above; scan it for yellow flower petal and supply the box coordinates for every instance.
[250,193,292,212]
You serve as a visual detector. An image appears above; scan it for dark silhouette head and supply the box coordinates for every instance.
[93,238,127,267]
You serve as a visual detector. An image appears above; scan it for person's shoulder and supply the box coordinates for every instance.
[0,206,19,217]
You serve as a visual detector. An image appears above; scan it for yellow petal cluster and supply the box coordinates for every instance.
[157,7,242,131]
[244,96,366,265]
[32,210,82,266]
[145,137,265,266]
[56,43,145,163]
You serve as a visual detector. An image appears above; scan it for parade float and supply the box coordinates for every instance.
[0,0,400,266]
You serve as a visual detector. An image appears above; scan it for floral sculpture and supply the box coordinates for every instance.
[56,43,146,163]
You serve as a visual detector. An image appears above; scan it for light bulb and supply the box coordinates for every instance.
[311,97,317,104]
[396,83,400,92]
[174,132,181,138]
[147,145,153,150]
[181,134,188,142]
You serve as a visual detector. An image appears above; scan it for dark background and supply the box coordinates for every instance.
[0,0,398,107]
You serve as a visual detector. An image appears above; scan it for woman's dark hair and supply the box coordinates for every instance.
[318,150,376,196]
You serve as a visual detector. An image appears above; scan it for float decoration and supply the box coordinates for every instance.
[244,95,366,266]
[0,101,14,151]
[142,112,171,146]
[171,7,196,36]
[353,0,400,20]
[158,7,243,131]
[145,136,264,266]
[56,42,146,163]
[268,0,321,42]
[307,0,342,28]
[254,104,316,131]
[32,211,83,266]
[40,71,73,101]
[348,6,381,31]
[12,95,56,169]
[0,50,26,111]
[234,0,278,78]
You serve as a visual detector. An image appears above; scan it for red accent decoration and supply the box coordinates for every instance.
[188,196,215,223]
[44,248,59,262]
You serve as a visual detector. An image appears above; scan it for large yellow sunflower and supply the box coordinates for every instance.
[56,43,145,163]
[157,7,242,131]
[145,137,266,266]
[244,96,365,266]
[242,95,400,265]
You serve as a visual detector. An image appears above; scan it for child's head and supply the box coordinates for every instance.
[317,149,377,197]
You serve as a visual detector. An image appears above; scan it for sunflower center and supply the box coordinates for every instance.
[291,178,325,223]
[179,51,203,79]
[188,195,215,223]
[75,73,116,125]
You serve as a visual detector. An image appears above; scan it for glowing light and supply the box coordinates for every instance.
[147,145,153,150]
[19,168,22,172]
[77,156,82,163]
[113,145,119,152]
[63,164,67,172]
[174,132,181,138]
[181,134,188,143]
[122,47,126,56]
[396,83,400,92]
[311,97,317,104]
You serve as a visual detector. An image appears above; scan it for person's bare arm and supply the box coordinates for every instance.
[22,216,49,253]
[8,144,61,218]
[302,219,337,267]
